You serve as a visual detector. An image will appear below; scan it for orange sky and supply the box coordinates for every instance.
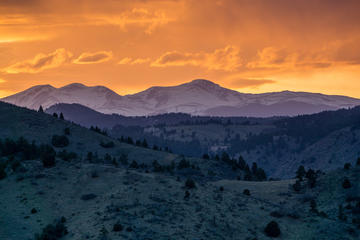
[1,0,360,98]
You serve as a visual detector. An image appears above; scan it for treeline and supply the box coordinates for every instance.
[203,152,267,181]
[117,135,173,153]
[85,150,201,175]
[0,135,77,180]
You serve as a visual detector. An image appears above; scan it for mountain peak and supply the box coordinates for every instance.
[28,84,55,90]
[60,83,87,90]
[188,79,219,87]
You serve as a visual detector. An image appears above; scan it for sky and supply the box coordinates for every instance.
[1,0,360,98]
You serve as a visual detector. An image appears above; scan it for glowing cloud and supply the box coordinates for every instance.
[118,57,150,65]
[1,48,73,74]
[92,8,174,34]
[247,47,335,70]
[151,45,242,71]
[73,51,113,64]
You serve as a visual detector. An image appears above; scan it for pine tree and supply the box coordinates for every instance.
[59,112,64,120]
[310,199,318,213]
[142,139,148,148]
[238,156,246,170]
[342,178,351,189]
[338,204,347,221]
[38,105,44,113]
[129,160,139,169]
[296,165,306,181]
[306,168,317,188]
[251,162,258,174]
[244,164,252,181]
[202,153,210,159]
[293,180,301,192]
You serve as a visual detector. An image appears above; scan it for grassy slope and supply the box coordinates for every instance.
[0,162,359,240]
[0,102,179,166]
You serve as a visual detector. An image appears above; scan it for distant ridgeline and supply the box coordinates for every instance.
[46,103,360,178]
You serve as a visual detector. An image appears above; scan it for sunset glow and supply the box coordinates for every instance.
[1,0,360,97]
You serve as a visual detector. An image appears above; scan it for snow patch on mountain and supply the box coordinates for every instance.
[2,79,360,117]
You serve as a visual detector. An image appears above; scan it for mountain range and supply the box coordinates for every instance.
[2,79,360,117]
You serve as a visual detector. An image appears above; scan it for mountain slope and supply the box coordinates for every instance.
[3,79,360,117]
[1,155,359,239]
[45,102,360,178]
[1,83,124,114]
[0,101,256,181]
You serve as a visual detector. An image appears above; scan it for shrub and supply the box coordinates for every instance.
[293,180,301,192]
[310,199,318,213]
[0,163,6,180]
[243,189,250,196]
[119,154,128,165]
[113,223,123,232]
[31,208,38,214]
[64,128,70,135]
[129,160,139,169]
[81,194,97,201]
[57,150,77,162]
[40,145,56,168]
[100,141,114,148]
[184,190,190,200]
[177,158,191,170]
[60,217,66,223]
[152,160,164,172]
[112,157,118,167]
[338,205,347,221]
[357,158,360,166]
[34,218,68,240]
[270,211,284,218]
[11,160,21,172]
[344,163,351,170]
[104,153,112,162]
[264,221,281,237]
[343,178,352,189]
[202,153,210,159]
[51,135,69,148]
[91,170,99,178]
[185,178,196,189]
